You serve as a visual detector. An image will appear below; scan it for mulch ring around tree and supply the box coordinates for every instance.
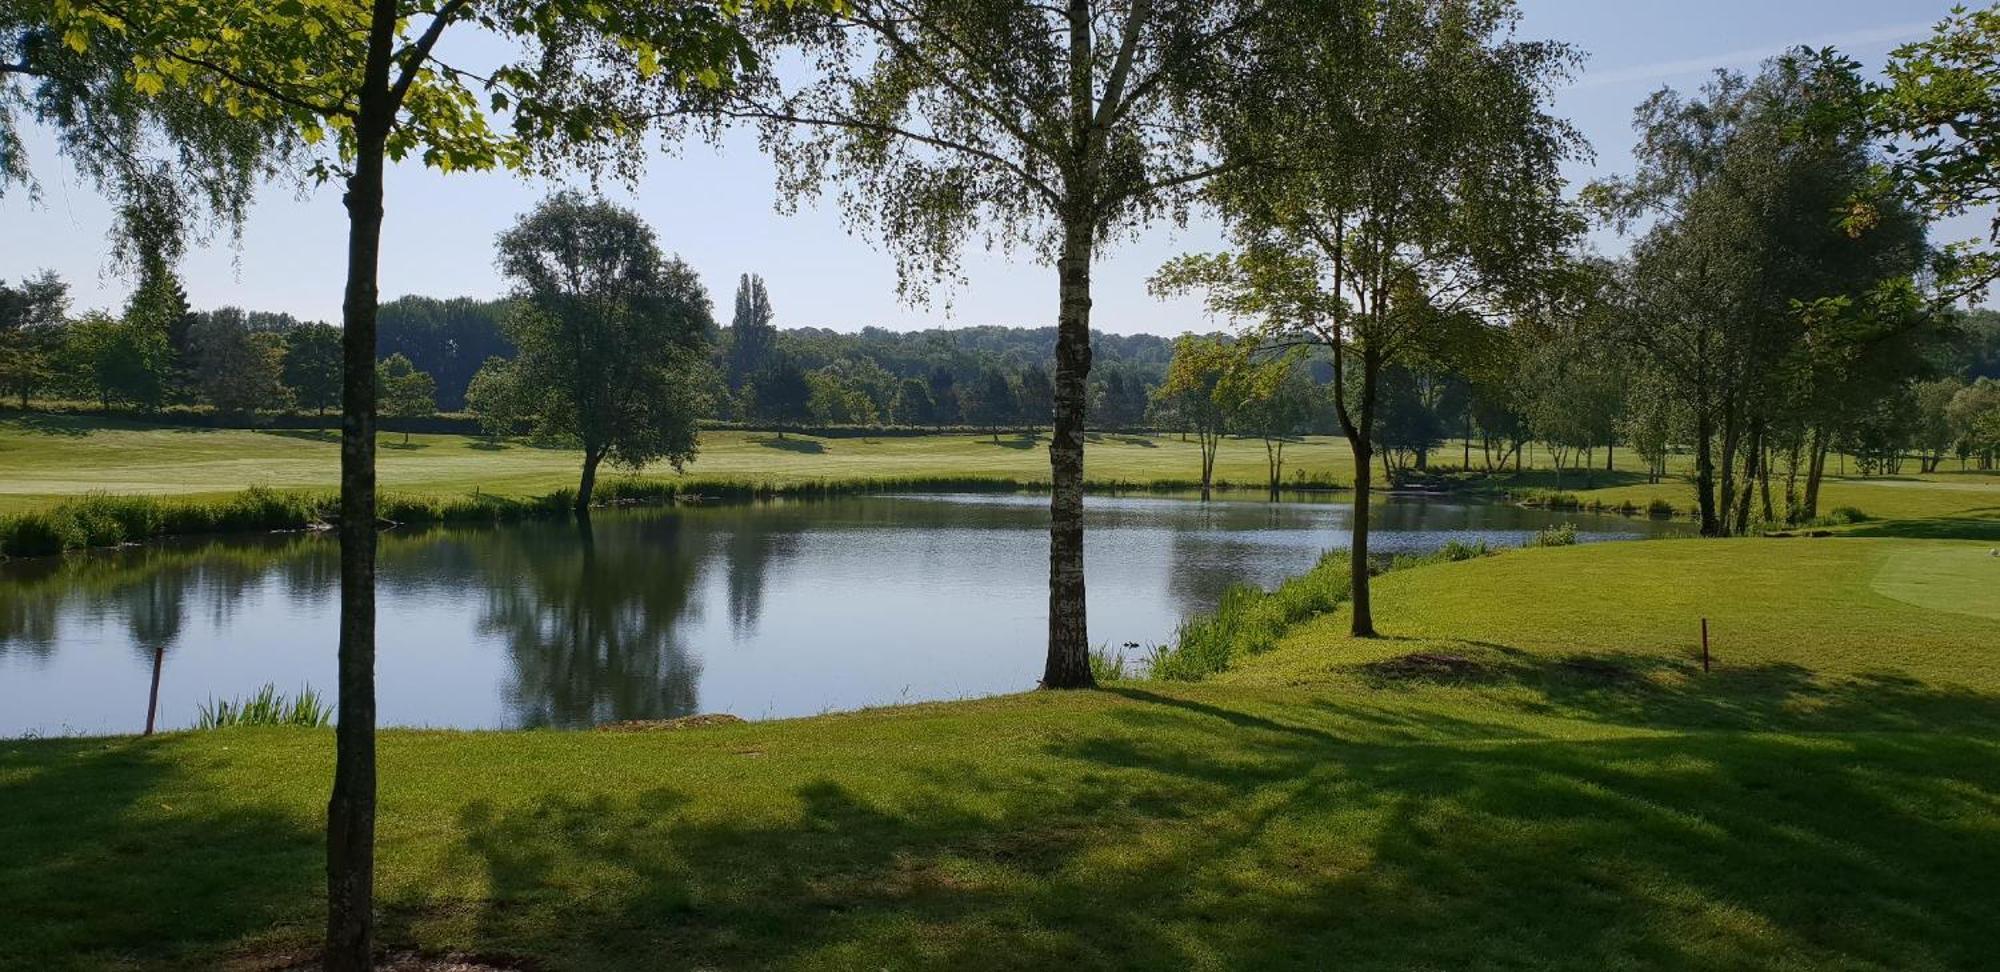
[1360,652,1489,681]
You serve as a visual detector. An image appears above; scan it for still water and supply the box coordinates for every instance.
[0,492,1680,736]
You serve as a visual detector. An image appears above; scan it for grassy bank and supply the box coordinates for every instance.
[0,415,1353,514]
[5,534,1998,970]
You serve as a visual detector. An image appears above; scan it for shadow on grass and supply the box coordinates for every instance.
[426,683,2000,969]
[0,412,93,436]
[1839,511,2000,541]
[264,428,337,443]
[983,433,1040,450]
[1344,645,2000,735]
[752,435,826,454]
[12,667,2000,969]
[1083,433,1159,448]
[1489,468,1653,492]
[0,737,321,968]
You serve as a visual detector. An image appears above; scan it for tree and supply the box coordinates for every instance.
[805,366,878,425]
[725,272,777,391]
[189,309,290,415]
[1949,377,2000,469]
[889,376,936,426]
[48,3,769,961]
[745,358,813,435]
[374,354,434,446]
[1155,336,1236,498]
[960,366,1020,442]
[1155,0,1581,636]
[491,194,715,510]
[1016,364,1054,429]
[0,271,67,407]
[1599,50,1933,532]
[739,0,1295,687]
[60,311,169,409]
[1221,348,1312,497]
[1877,5,2000,300]
[463,356,523,438]
[376,296,513,411]
[283,323,343,417]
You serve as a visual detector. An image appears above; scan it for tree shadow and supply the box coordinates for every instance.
[752,435,826,454]
[0,736,322,968]
[0,412,93,436]
[429,675,2000,969]
[264,428,338,444]
[983,433,1040,450]
[1840,512,2000,541]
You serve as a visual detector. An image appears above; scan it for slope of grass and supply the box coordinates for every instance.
[5,536,1999,970]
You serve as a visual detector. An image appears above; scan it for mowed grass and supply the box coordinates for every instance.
[6,536,2000,970]
[7,415,2000,532]
[0,415,1361,513]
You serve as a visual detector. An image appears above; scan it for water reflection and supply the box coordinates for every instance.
[0,492,1681,736]
[473,515,704,728]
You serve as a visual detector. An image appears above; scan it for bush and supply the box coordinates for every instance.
[1825,506,1870,525]
[1529,523,1578,547]
[1647,498,1677,519]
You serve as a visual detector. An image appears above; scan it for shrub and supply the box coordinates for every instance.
[1647,498,1677,519]
[1825,506,1870,525]
[1529,523,1578,547]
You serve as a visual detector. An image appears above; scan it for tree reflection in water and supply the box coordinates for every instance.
[475,512,707,728]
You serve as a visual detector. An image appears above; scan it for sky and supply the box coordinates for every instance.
[0,0,1987,334]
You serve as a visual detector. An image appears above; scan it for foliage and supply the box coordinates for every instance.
[195,683,333,730]
[725,272,777,392]
[187,309,289,415]
[58,311,169,409]
[1528,522,1577,547]
[1877,4,2000,299]
[485,193,715,507]
[1152,550,1354,681]
[279,322,342,416]
[374,352,436,443]
[376,296,513,411]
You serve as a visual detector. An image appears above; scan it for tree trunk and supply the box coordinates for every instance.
[1043,219,1094,690]
[576,448,604,513]
[1694,407,1719,537]
[325,5,397,970]
[1348,431,1375,638]
[1803,426,1829,520]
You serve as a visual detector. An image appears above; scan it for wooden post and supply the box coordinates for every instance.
[144,644,164,735]
[1701,618,1711,673]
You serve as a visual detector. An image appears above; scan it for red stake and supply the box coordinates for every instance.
[144,644,164,736]
[1701,618,1711,673]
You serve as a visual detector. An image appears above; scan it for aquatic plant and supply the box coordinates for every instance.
[195,684,333,730]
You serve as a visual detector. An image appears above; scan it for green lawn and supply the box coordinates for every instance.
[5,415,1999,534]
[6,535,1999,970]
[0,414,1361,512]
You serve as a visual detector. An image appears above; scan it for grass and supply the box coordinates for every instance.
[6,414,1998,540]
[195,684,334,730]
[0,415,1358,513]
[6,534,1998,970]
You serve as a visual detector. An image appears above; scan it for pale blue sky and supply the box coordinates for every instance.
[0,0,1985,332]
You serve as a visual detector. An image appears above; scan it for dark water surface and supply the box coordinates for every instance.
[0,492,1681,736]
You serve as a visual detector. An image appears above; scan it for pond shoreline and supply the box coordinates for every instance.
[1,476,1365,561]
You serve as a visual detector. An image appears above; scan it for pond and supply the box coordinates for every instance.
[0,492,1683,736]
